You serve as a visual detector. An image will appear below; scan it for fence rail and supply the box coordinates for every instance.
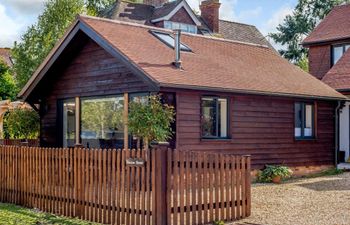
[0,139,39,146]
[0,145,251,225]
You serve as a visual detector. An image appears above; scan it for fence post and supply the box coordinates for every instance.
[153,142,169,225]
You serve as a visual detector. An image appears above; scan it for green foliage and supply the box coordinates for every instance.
[128,95,175,148]
[296,54,309,72]
[0,202,98,225]
[269,0,350,64]
[0,60,17,101]
[257,165,293,183]
[11,0,115,89]
[3,108,40,139]
[213,220,225,225]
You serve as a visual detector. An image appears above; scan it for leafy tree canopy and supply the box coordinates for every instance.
[12,0,115,89]
[3,108,40,139]
[0,60,17,101]
[269,0,350,64]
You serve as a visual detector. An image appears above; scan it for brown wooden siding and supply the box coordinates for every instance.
[174,90,336,169]
[169,7,196,25]
[39,39,153,146]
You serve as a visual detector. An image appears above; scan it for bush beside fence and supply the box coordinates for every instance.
[0,145,251,225]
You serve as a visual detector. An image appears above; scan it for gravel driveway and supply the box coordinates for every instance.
[231,172,350,225]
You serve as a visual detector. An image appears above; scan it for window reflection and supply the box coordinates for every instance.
[81,96,124,149]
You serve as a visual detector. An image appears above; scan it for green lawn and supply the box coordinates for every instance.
[0,203,98,225]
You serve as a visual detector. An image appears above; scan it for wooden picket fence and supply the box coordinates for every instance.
[0,145,251,225]
[167,150,251,225]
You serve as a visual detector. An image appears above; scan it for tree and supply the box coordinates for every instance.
[3,108,40,139]
[0,60,17,101]
[270,0,350,64]
[12,0,115,89]
[128,95,175,150]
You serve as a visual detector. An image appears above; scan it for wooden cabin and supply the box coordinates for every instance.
[18,15,346,171]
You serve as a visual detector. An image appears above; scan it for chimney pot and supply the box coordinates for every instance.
[200,0,221,33]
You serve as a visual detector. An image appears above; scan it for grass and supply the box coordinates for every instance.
[301,168,344,179]
[0,203,99,225]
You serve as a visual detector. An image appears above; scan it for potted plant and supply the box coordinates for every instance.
[258,165,293,184]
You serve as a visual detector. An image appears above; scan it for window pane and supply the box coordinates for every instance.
[218,98,227,137]
[81,96,124,149]
[294,103,302,137]
[201,98,216,137]
[333,46,344,65]
[63,100,76,147]
[304,104,313,137]
[151,31,192,51]
[164,21,172,29]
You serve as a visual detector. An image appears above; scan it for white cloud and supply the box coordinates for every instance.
[259,5,293,50]
[236,6,262,21]
[0,0,45,47]
[0,3,23,47]
[261,5,293,36]
[1,0,45,15]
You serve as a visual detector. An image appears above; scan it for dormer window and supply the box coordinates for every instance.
[164,21,197,34]
[332,44,350,65]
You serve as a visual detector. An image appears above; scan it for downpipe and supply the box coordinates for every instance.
[335,101,342,168]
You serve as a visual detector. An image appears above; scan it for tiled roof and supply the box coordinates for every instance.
[218,20,272,48]
[303,4,350,45]
[102,0,271,47]
[0,48,12,66]
[151,0,180,20]
[76,16,343,100]
[102,0,154,25]
[322,49,350,90]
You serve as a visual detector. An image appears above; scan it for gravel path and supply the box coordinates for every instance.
[231,172,350,225]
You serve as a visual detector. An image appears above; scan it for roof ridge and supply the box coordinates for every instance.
[79,15,269,48]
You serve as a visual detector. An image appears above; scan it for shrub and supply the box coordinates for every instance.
[3,108,40,139]
[128,95,175,149]
[257,165,293,183]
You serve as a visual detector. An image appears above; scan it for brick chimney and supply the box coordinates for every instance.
[200,0,221,33]
[143,0,167,7]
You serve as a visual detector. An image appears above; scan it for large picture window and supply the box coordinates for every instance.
[81,96,124,149]
[295,102,315,139]
[201,97,228,139]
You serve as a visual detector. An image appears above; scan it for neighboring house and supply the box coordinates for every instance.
[302,4,350,163]
[18,15,345,173]
[102,0,272,47]
[0,48,13,67]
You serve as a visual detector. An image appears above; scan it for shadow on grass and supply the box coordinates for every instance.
[0,203,95,225]
[297,177,350,191]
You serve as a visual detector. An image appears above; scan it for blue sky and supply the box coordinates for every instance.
[0,0,297,48]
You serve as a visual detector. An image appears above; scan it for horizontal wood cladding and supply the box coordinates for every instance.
[175,90,336,169]
[39,39,154,146]
[309,45,331,80]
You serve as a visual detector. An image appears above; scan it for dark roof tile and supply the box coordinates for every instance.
[303,4,350,45]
